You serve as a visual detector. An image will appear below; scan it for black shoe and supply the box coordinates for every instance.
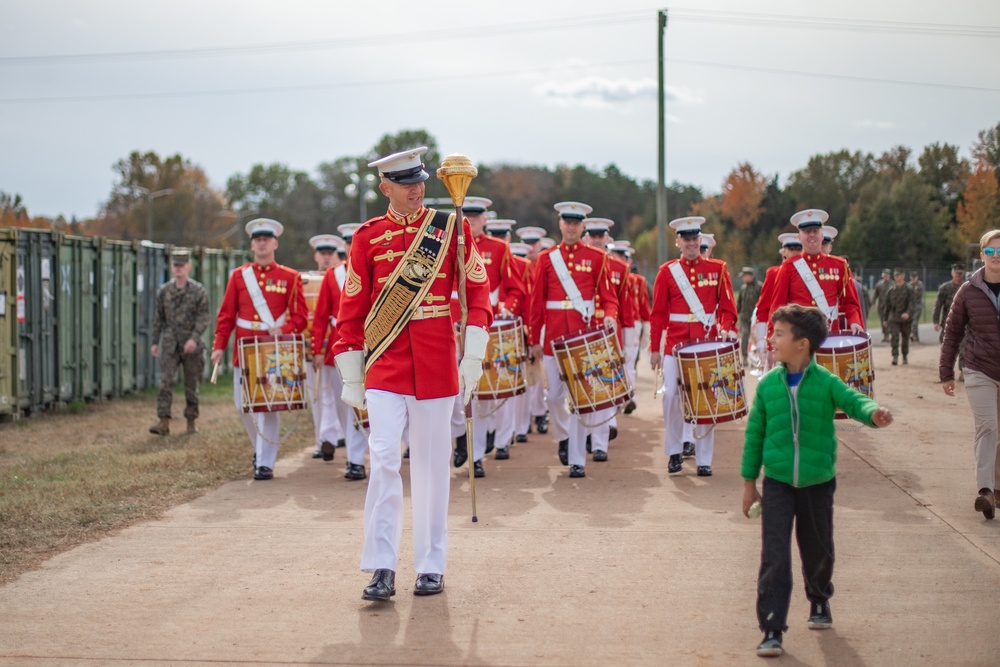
[515,433,528,443]
[757,630,784,657]
[453,434,468,468]
[311,451,323,459]
[362,569,396,601]
[697,465,713,477]
[682,441,695,458]
[609,426,618,441]
[485,430,495,454]
[403,446,410,460]
[535,415,549,434]
[586,435,592,453]
[253,466,273,481]
[569,464,586,478]
[558,439,569,466]
[891,358,898,366]
[592,449,608,462]
[623,399,636,415]
[474,460,485,478]
[807,601,833,629]
[495,446,509,460]
[414,573,444,596]
[336,438,346,448]
[345,463,367,480]
[667,454,682,473]
[321,440,335,462]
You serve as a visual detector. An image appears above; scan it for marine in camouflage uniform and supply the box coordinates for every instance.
[872,270,892,342]
[909,272,924,342]
[933,264,967,376]
[881,269,917,365]
[149,251,210,435]
[735,267,762,362]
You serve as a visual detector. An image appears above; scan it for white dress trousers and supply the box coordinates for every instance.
[361,390,454,575]
[542,355,589,467]
[660,355,715,466]
[330,367,369,465]
[306,363,345,450]
[232,371,280,469]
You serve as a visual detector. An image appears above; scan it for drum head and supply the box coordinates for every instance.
[673,339,737,358]
[819,333,870,353]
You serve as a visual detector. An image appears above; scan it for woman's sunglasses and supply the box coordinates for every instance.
[984,247,998,257]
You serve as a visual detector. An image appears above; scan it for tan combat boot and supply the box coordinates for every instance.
[149,418,170,436]
[186,419,198,435]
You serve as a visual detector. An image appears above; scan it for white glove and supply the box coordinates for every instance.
[334,350,366,410]
[459,326,490,405]
[624,325,638,350]
[603,316,617,331]
[720,329,738,341]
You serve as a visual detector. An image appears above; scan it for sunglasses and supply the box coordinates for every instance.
[984,247,998,257]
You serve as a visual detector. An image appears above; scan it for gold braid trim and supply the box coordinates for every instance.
[345,259,362,298]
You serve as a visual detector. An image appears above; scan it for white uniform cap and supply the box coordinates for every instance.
[368,146,429,184]
[615,240,632,247]
[485,219,516,235]
[607,241,630,254]
[539,238,556,249]
[668,216,705,237]
[515,226,548,242]
[583,217,615,233]
[553,201,593,221]
[822,225,838,242]
[337,223,361,240]
[790,208,829,229]
[245,218,284,238]
[461,196,492,214]
[700,233,716,249]
[509,242,531,257]
[309,234,340,252]
[778,232,803,248]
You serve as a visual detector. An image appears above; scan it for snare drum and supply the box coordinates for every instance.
[238,334,307,413]
[673,339,747,425]
[300,271,324,350]
[551,327,633,414]
[352,406,370,431]
[816,333,874,420]
[474,318,527,400]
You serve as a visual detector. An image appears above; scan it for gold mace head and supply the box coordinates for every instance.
[436,154,478,209]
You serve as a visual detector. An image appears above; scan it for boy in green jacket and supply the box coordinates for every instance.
[741,305,893,657]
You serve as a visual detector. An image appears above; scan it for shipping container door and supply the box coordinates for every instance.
[135,242,168,390]
[0,229,16,415]
[16,230,58,413]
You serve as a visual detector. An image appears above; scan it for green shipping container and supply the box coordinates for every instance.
[56,234,101,403]
[98,240,138,397]
[0,228,16,416]
[16,230,59,414]
[136,242,170,390]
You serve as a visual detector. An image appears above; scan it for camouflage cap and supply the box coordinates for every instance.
[170,250,191,265]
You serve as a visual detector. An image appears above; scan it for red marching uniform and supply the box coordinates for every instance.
[754,265,781,326]
[311,267,342,365]
[474,233,526,316]
[602,254,635,342]
[649,256,738,356]
[766,253,863,337]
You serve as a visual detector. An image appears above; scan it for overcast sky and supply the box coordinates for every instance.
[2,0,999,221]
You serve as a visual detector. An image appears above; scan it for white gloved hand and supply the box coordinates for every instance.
[334,350,366,410]
[721,329,738,341]
[624,325,638,350]
[459,326,490,405]
[603,316,617,331]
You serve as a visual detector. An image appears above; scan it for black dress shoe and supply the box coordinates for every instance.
[453,434,468,468]
[403,446,410,460]
[609,426,618,441]
[474,460,485,478]
[485,430,495,454]
[592,449,608,462]
[495,446,509,460]
[558,439,569,466]
[697,465,713,477]
[667,454,682,474]
[535,415,549,434]
[336,438,346,448]
[623,399,636,415]
[586,435,592,453]
[321,440,335,462]
[362,569,396,601]
[414,573,444,596]
[569,464,586,478]
[253,466,273,480]
[682,441,695,458]
[515,433,528,443]
[345,463,367,480]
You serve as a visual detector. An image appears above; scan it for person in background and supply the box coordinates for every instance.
[909,271,925,343]
[736,266,762,365]
[934,263,967,380]
[882,269,917,366]
[872,269,892,343]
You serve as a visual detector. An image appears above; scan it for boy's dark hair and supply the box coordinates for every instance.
[770,304,828,354]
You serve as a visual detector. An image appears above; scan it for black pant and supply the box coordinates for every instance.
[757,476,836,632]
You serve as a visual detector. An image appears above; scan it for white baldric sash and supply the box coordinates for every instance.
[668,261,715,329]
[241,265,279,329]
[334,263,347,290]
[549,249,593,320]
[792,257,837,322]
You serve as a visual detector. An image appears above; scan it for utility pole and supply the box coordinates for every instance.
[134,186,175,241]
[656,9,669,266]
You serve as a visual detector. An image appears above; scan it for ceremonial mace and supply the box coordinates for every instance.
[437,154,479,523]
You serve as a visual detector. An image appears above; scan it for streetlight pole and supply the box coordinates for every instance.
[344,172,378,223]
[134,186,175,241]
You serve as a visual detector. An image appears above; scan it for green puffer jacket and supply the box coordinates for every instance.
[741,359,880,488]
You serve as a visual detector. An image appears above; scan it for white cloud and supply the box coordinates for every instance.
[534,76,657,108]
[854,119,895,129]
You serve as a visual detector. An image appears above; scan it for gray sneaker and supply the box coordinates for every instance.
[807,601,833,629]
[756,630,783,657]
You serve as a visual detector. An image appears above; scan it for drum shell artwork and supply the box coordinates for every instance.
[475,318,527,400]
[815,333,874,420]
[300,271,324,351]
[238,334,307,413]
[551,327,633,414]
[353,406,369,431]
[673,339,747,425]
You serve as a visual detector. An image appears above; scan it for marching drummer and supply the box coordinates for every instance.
[211,218,308,481]
[700,233,716,258]
[649,216,738,477]
[515,226,552,437]
[767,209,864,338]
[508,241,535,444]
[307,234,346,462]
[753,233,803,366]
[529,201,619,479]
[610,242,644,414]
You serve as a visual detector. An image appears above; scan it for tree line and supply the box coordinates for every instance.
[3,123,999,278]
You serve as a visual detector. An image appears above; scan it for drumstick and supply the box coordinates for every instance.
[210,361,220,384]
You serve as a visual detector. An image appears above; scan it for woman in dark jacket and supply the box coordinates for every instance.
[940,229,1000,519]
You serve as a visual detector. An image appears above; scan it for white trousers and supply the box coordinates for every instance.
[328,367,370,465]
[527,372,547,417]
[361,390,454,575]
[514,389,531,436]
[471,398,497,462]
[582,407,615,453]
[306,364,345,450]
[233,371,280,469]
[660,355,715,466]
[543,355,589,467]
[624,324,640,393]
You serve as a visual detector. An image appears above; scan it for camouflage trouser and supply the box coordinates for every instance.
[739,323,751,361]
[889,321,911,360]
[157,350,205,419]
[911,307,923,341]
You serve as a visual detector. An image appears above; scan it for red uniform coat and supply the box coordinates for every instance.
[632,273,651,322]
[474,234,527,317]
[754,265,781,325]
[332,207,493,399]
[213,261,308,365]
[528,241,620,355]
[767,252,863,336]
[311,266,342,366]
[602,255,636,329]
[649,256,738,355]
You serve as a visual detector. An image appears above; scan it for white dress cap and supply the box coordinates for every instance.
[821,225,838,242]
[509,242,531,257]
[368,146,429,184]
[668,216,705,237]
[790,208,829,229]
[700,233,716,249]
[309,234,340,251]
[245,218,284,238]
[485,219,516,236]
[515,226,548,242]
[461,196,493,214]
[778,232,803,248]
[539,237,556,249]
[553,201,593,221]
[583,217,615,233]
[337,223,361,240]
[607,241,630,254]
